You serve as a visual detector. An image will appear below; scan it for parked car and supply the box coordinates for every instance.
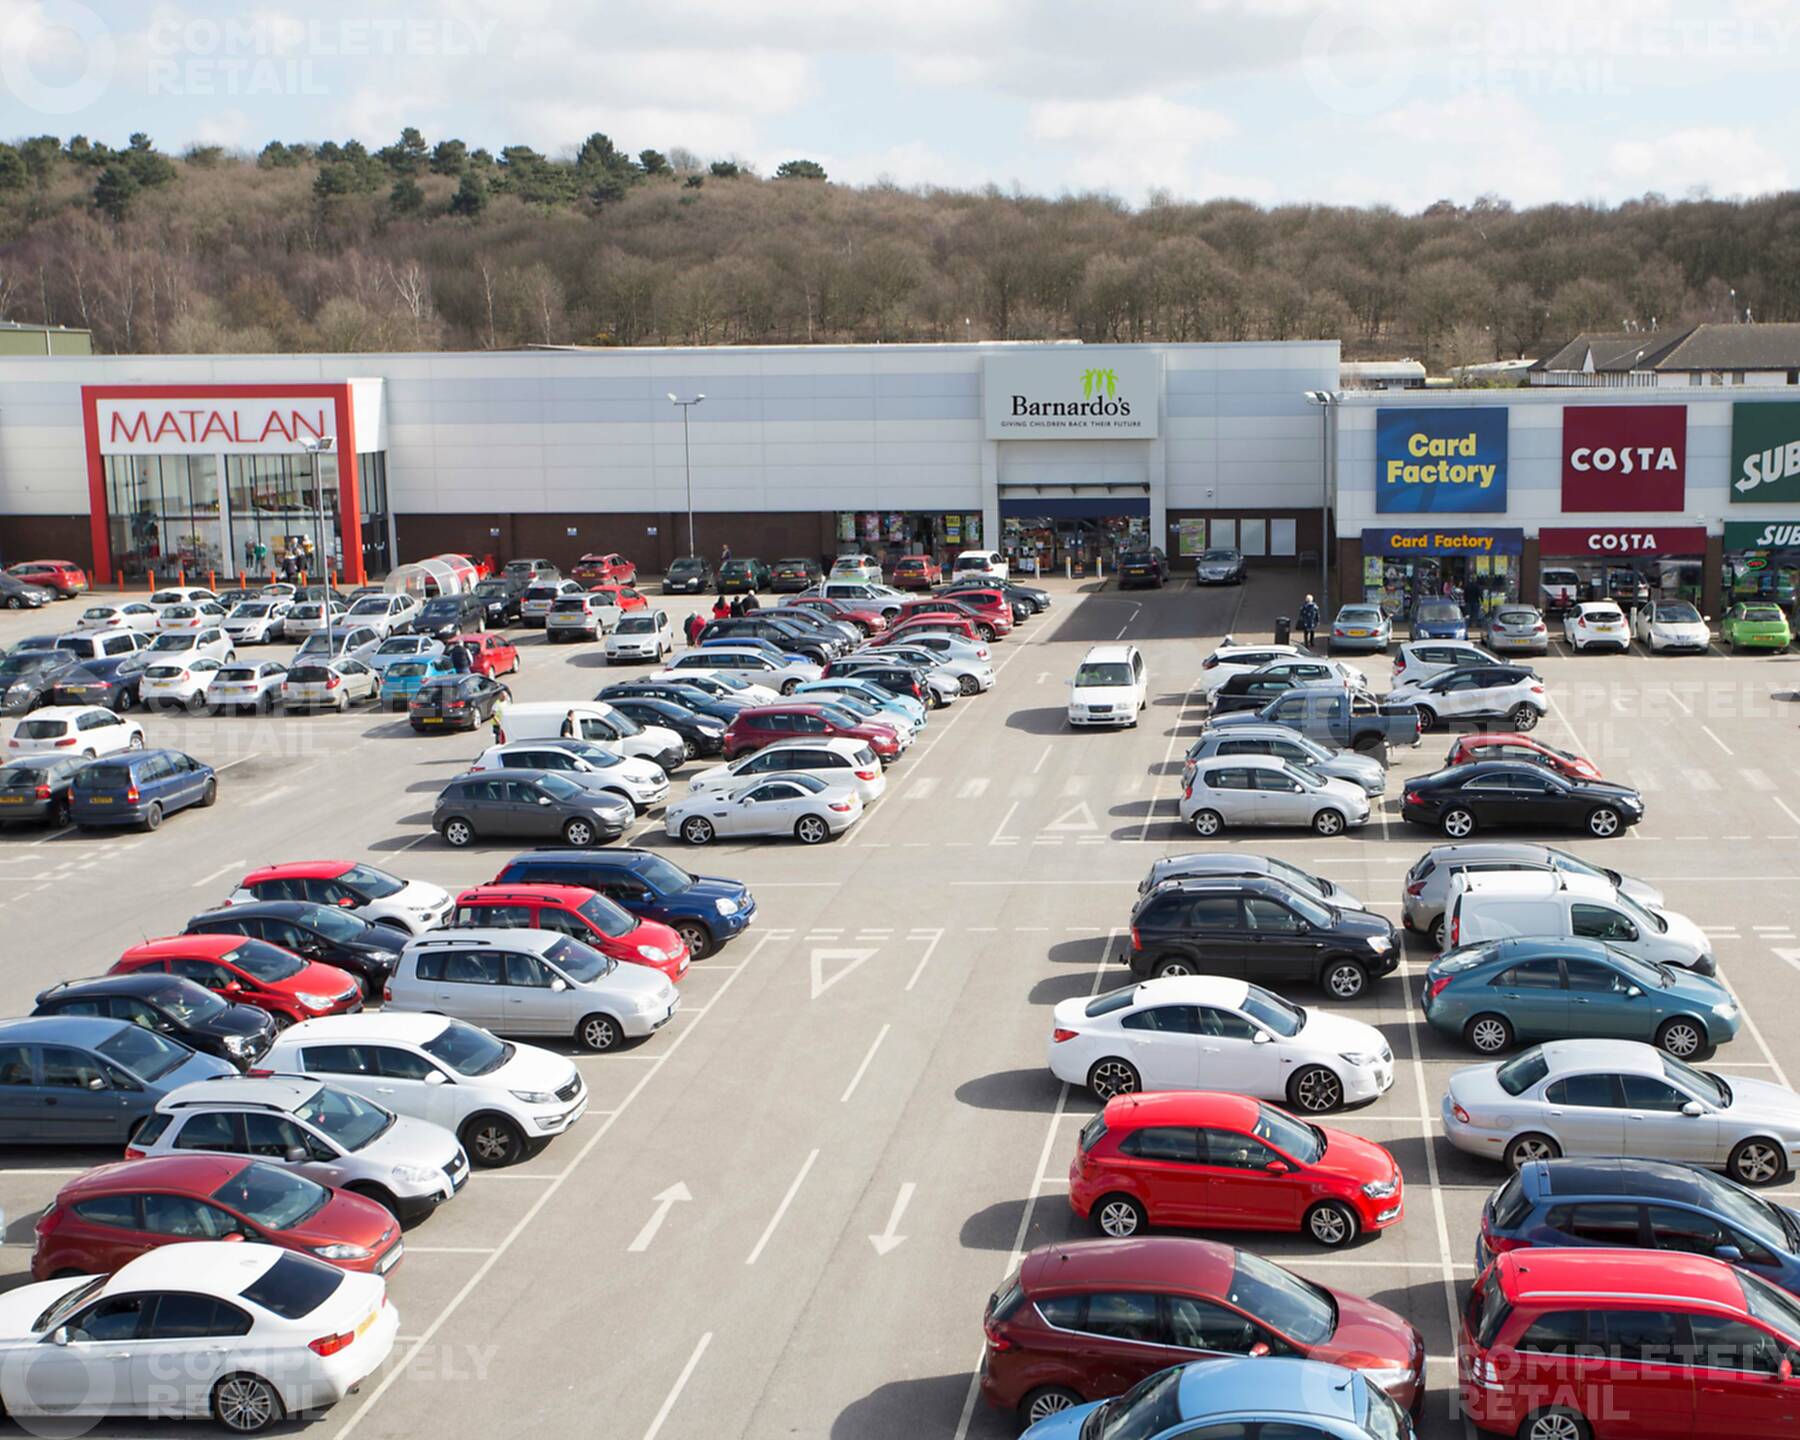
[492,848,755,959]
[1400,759,1644,839]
[0,573,56,609]
[0,649,81,714]
[9,704,144,757]
[890,554,941,589]
[1138,851,1366,912]
[1068,1091,1403,1245]
[780,594,888,635]
[502,557,559,584]
[412,593,487,642]
[719,557,771,592]
[952,549,1007,581]
[1389,639,1497,685]
[1444,869,1714,974]
[225,861,451,935]
[1181,754,1371,839]
[670,647,815,695]
[343,592,420,637]
[569,551,636,587]
[148,627,235,665]
[820,656,947,709]
[112,934,362,1030]
[1193,547,1246,584]
[662,555,714,594]
[8,559,87,596]
[155,601,230,637]
[1067,644,1147,727]
[688,736,886,803]
[770,557,823,592]
[1116,547,1169,589]
[598,678,748,727]
[1198,642,1313,700]
[470,575,528,625]
[292,626,381,667]
[406,672,509,732]
[1563,600,1632,651]
[70,747,215,831]
[1387,663,1546,733]
[545,592,613,642]
[1410,598,1467,639]
[829,553,882,583]
[139,656,226,711]
[0,754,87,827]
[1722,600,1794,651]
[369,638,453,676]
[701,616,838,665]
[433,768,632,848]
[664,772,862,845]
[1485,603,1550,655]
[46,652,152,713]
[601,695,726,758]
[605,609,675,663]
[1442,731,1599,780]
[281,660,380,712]
[791,677,924,730]
[721,702,900,762]
[33,971,276,1068]
[467,738,670,812]
[493,699,684,769]
[1208,672,1345,717]
[1401,841,1664,951]
[447,883,689,982]
[185,901,407,1000]
[280,599,344,640]
[222,598,292,645]
[76,601,160,635]
[1327,603,1391,653]
[1182,724,1385,797]
[455,631,518,678]
[1632,597,1711,652]
[380,656,456,708]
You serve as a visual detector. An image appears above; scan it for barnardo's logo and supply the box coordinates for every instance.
[1012,369,1132,420]
[1080,367,1118,399]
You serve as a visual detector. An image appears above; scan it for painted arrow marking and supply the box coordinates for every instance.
[811,946,878,1000]
[869,1181,916,1256]
[627,1182,692,1252]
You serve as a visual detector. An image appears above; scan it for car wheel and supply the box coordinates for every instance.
[674,920,714,959]
[681,816,716,845]
[778,677,800,695]
[1019,1387,1084,1426]
[1587,807,1622,838]
[1655,1016,1707,1060]
[976,624,995,643]
[1087,1058,1141,1100]
[1728,1137,1787,1187]
[794,814,831,845]
[461,1113,526,1168]
[1093,1193,1145,1238]
[114,690,134,713]
[1511,703,1541,731]
[1312,808,1346,837]
[142,802,163,832]
[1429,915,1447,950]
[199,777,217,807]
[1521,1407,1591,1440]
[958,673,979,696]
[1441,807,1477,838]
[1414,705,1439,733]
[1305,1201,1358,1247]
[681,738,696,761]
[563,818,598,847]
[127,732,144,749]
[50,797,71,827]
[1322,959,1368,1000]
[212,1373,285,1434]
[1190,808,1223,837]
[1151,957,1195,979]
[1504,1132,1561,1170]
[1465,1013,1514,1054]
[441,816,474,848]
[577,1013,623,1052]
[2,596,18,610]
[1289,1065,1343,1113]
[81,749,95,759]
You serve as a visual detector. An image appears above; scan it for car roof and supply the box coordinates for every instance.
[1196,753,1291,771]
[16,705,97,722]
[242,861,356,885]
[1527,1156,1718,1205]
[740,736,866,755]
[1455,935,1618,966]
[276,1012,450,1043]
[64,1152,248,1196]
[1458,870,1610,900]
[1175,1357,1360,1422]
[407,926,562,954]
[121,933,253,962]
[1079,644,1137,663]
[457,883,597,908]
[1537,1038,1668,1076]
[40,972,199,1002]
[1102,1090,1260,1129]
[191,900,321,923]
[99,1239,284,1298]
[505,847,654,874]
[1022,1237,1235,1298]
[737,703,824,717]
[1495,1246,1748,1311]
[1128,976,1253,1007]
[0,1014,134,1044]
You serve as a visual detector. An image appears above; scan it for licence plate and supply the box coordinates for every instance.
[375,1243,402,1275]
[0,795,24,804]
[1346,629,1370,637]
[355,1307,380,1337]
[422,716,443,725]
[89,796,113,804]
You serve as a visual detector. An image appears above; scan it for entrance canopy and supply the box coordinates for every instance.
[999,484,1150,519]
[386,554,477,598]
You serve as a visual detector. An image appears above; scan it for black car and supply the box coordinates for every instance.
[823,658,935,707]
[0,755,87,826]
[1400,760,1645,840]
[601,695,728,757]
[48,652,153,712]
[408,673,509,733]
[472,576,529,626]
[697,616,834,664]
[0,649,79,715]
[1208,672,1316,715]
[597,680,747,726]
[770,557,823,592]
[1117,547,1170,589]
[663,556,714,594]
[415,593,487,641]
[184,901,405,999]
[764,607,856,654]
[719,557,771,593]
[31,973,276,1068]
[1123,874,1400,999]
[0,573,51,610]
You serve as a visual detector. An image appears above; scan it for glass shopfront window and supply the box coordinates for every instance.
[104,455,223,582]
[224,454,340,579]
[835,512,978,577]
[358,451,391,576]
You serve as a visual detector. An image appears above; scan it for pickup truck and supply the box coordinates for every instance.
[1206,687,1421,753]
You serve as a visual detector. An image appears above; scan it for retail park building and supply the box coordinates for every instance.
[2,340,1800,617]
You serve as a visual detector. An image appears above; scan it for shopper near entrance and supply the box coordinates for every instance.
[684,612,705,648]
[1298,595,1320,646]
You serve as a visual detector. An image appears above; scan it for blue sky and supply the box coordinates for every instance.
[4,0,1797,210]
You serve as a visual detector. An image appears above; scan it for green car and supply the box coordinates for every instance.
[1720,601,1793,651]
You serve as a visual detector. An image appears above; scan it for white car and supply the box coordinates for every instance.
[1198,642,1312,700]
[1048,976,1394,1112]
[468,739,670,811]
[521,578,584,625]
[154,600,230,636]
[1387,664,1547,733]
[223,598,292,645]
[668,646,820,695]
[208,660,289,713]
[148,585,219,612]
[344,592,421,637]
[666,772,862,845]
[282,600,346,640]
[228,862,451,935]
[53,630,150,664]
[646,669,782,707]
[281,659,380,711]
[75,600,160,634]
[147,627,235,665]
[688,737,887,803]
[293,626,383,666]
[366,634,445,675]
[1564,601,1630,652]
[1631,598,1710,653]
[0,1242,399,1433]
[1068,643,1147,727]
[1181,753,1369,837]
[8,705,144,757]
[545,592,616,641]
[1390,640,1500,687]
[266,1012,587,1166]
[830,553,882,583]
[953,549,1008,581]
[139,656,226,710]
[605,609,675,662]
[1248,656,1371,694]
[883,642,994,697]
[387,929,678,1052]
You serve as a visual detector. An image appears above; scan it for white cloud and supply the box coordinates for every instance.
[1610,127,1790,197]
[1029,94,1237,196]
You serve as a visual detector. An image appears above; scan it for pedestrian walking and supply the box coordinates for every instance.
[741,589,760,613]
[729,595,746,618]
[490,694,505,745]
[684,612,704,648]
[711,594,730,620]
[1298,594,1320,647]
[447,639,472,674]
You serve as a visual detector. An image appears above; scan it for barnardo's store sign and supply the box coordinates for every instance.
[1361,527,1524,557]
[1561,404,1686,512]
[94,395,334,456]
[1730,401,1800,504]
[983,350,1159,439]
[1375,407,1507,514]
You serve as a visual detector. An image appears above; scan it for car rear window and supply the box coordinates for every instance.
[1078,1113,1109,1152]
[1489,1173,1532,1231]
[13,719,68,739]
[286,666,330,683]
[1496,1047,1550,1096]
[240,1251,345,1319]
[74,762,132,790]
[215,668,256,683]
[1084,989,1136,1018]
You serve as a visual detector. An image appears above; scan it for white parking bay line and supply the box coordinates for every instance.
[1774,796,1800,830]
[641,1331,713,1440]
[840,1024,891,1104]
[745,1147,820,1265]
[1700,725,1734,757]
[191,858,247,888]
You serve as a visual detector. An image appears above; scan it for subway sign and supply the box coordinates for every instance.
[1730,401,1800,504]
[1375,407,1507,513]
[1724,520,1800,550]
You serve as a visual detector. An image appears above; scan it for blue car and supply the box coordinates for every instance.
[1422,935,1737,1060]
[1478,1156,1800,1296]
[700,635,811,667]
[793,678,927,729]
[69,746,216,831]
[494,846,755,958]
[1410,599,1467,640]
[382,655,457,707]
[1023,1356,1412,1440]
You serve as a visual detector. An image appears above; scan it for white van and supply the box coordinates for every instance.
[953,549,1007,582]
[495,701,686,770]
[1445,869,1714,973]
[1067,643,1147,727]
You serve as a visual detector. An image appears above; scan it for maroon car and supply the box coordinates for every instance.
[780,596,888,635]
[721,703,900,762]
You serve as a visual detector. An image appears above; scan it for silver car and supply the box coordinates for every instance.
[1401,841,1665,949]
[1326,604,1391,654]
[1389,640,1498,687]
[1485,604,1549,655]
[1183,724,1385,796]
[137,1075,469,1224]
[521,579,583,625]
[1443,1040,1800,1187]
[281,659,380,711]
[881,641,993,695]
[1180,753,1370,838]
[223,599,291,645]
[388,928,678,1053]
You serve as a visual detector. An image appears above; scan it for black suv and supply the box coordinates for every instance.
[1117,547,1170,589]
[416,592,487,641]
[31,973,276,1068]
[473,576,529,625]
[1124,875,1399,999]
[184,901,406,999]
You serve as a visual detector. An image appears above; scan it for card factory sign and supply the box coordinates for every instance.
[1374,407,1508,514]
[983,350,1159,439]
[95,396,334,455]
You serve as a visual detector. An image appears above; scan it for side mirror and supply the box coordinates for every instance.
[86,1074,106,1091]
[283,1146,308,1164]
[1681,1100,1705,1117]
[221,1231,244,1244]
[1625,985,1643,999]
[336,896,355,908]
[1251,1031,1272,1045]
[49,1326,71,1347]
[1263,1160,1290,1176]
[549,978,569,992]
[424,1069,447,1086]
[1714,1244,1744,1263]
[1249,1341,1271,1358]
[537,795,553,806]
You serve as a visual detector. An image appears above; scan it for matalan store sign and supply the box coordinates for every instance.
[95,396,334,455]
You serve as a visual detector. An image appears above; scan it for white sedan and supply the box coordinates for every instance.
[468,739,670,811]
[8,705,145,757]
[687,737,887,802]
[1631,598,1711,653]
[281,659,380,711]
[0,1242,398,1433]
[1563,601,1631,652]
[646,669,782,707]
[665,772,862,845]
[882,642,994,696]
[148,628,235,665]
[210,660,289,713]
[1197,642,1312,700]
[1049,976,1394,1112]
[140,656,226,710]
[75,600,161,634]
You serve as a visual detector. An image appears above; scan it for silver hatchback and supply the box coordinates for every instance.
[1183,724,1385,796]
[1401,841,1667,949]
[1486,604,1549,655]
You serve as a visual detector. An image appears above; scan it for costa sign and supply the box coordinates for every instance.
[1538,526,1706,556]
[95,396,333,455]
[1560,405,1687,511]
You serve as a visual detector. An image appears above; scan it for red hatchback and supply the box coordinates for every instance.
[33,1155,402,1278]
[891,555,942,589]
[1068,1092,1403,1247]
[721,703,901,762]
[112,934,362,1027]
[7,560,87,596]
[1443,731,1602,781]
[877,613,982,648]
[448,884,690,982]
[932,586,1014,639]
[571,552,637,587]
[782,596,887,635]
[451,631,518,678]
[980,1238,1425,1426]
[585,582,648,614]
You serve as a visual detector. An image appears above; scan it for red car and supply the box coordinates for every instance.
[112,934,362,1027]
[1442,731,1602,780]
[876,613,982,648]
[781,596,887,635]
[891,555,942,589]
[1461,1247,1800,1440]
[721,703,901,762]
[451,631,519,678]
[980,1237,1425,1425]
[1068,1092,1403,1246]
[585,582,648,613]
[33,1155,402,1279]
[8,559,87,596]
[929,586,1013,639]
[571,552,637,587]
[449,883,690,982]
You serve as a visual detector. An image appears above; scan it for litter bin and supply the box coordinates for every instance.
[1274,615,1292,645]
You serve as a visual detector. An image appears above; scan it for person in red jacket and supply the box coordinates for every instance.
[711,594,730,620]
[684,611,705,648]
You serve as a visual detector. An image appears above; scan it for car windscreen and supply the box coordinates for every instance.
[1227,1250,1335,1345]
[576,894,635,938]
[1091,1367,1181,1440]
[1415,602,1460,621]
[475,581,512,597]
[632,854,692,894]
[617,615,656,633]
[156,983,227,1025]
[212,1161,329,1229]
[547,935,615,983]
[1074,663,1134,687]
[1741,1268,1800,1342]
[1200,549,1238,562]
[420,599,462,618]
[347,598,390,615]
[388,662,430,679]
[149,635,193,651]
[1653,602,1701,624]
[1255,1104,1325,1163]
[95,1024,192,1082]
[296,1084,394,1152]
[1240,984,1304,1037]
[240,1251,345,1318]
[1496,1047,1549,1096]
[422,1018,514,1076]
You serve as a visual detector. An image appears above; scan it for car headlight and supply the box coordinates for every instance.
[510,1089,557,1105]
[715,897,739,916]
[1362,1177,1400,1200]
[1366,936,1392,953]
[637,945,671,963]
[698,722,724,735]
[1359,1365,1415,1389]
[1714,1001,1738,1016]
[1340,1051,1382,1068]
[223,1034,253,1054]
[391,1163,440,1186]
[312,1242,372,1260]
[296,992,340,1010]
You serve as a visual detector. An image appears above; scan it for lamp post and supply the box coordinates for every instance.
[1303,391,1338,608]
[300,435,337,589]
[667,393,705,557]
